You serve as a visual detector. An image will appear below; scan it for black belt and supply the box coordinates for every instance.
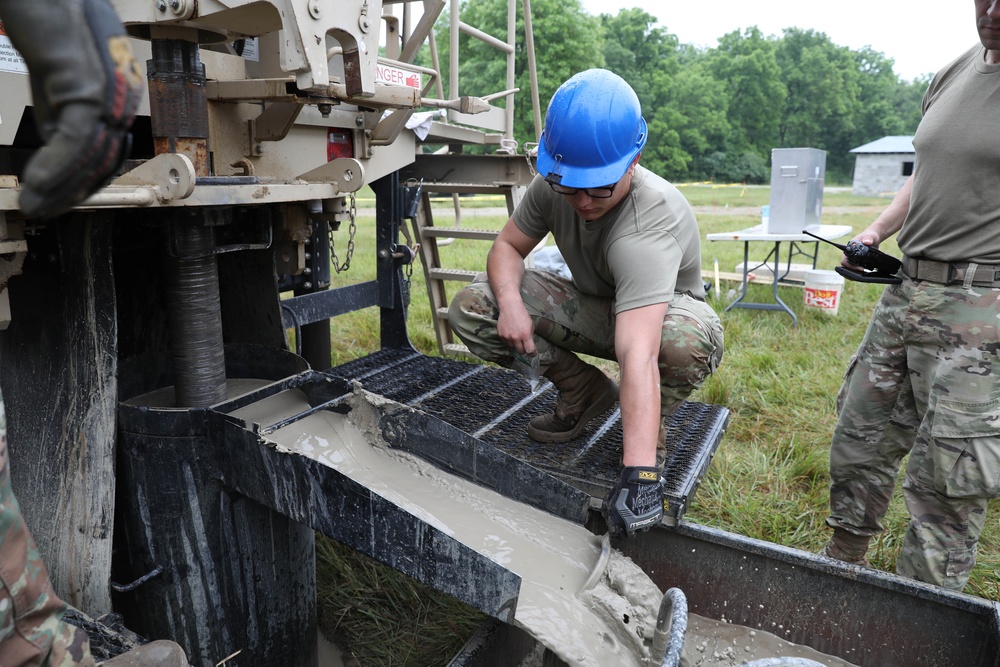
[903,255,1000,287]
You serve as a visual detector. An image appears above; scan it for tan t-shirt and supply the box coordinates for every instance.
[513,166,705,313]
[898,45,1000,262]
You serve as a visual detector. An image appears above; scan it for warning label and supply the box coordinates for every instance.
[0,20,29,74]
[241,36,259,63]
[375,63,421,89]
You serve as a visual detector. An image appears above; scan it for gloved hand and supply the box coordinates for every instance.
[0,0,143,218]
[603,466,664,539]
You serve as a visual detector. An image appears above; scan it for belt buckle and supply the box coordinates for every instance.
[945,262,961,285]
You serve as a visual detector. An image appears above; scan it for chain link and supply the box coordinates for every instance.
[523,141,539,176]
[329,192,357,273]
[402,245,414,291]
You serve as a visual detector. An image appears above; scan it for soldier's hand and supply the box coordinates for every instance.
[602,466,664,539]
[1,0,143,218]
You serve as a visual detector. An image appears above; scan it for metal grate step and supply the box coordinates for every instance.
[427,268,480,282]
[331,348,729,526]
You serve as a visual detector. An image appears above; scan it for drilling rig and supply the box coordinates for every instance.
[0,0,547,662]
[0,2,998,666]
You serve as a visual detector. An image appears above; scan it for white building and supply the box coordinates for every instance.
[849,136,915,197]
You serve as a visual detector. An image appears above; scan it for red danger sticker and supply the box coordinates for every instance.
[375,64,421,89]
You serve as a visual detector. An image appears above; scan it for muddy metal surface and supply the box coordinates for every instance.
[328,349,727,525]
[166,365,987,667]
[232,386,857,667]
[236,388,658,666]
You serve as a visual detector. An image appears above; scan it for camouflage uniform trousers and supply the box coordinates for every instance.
[0,391,94,666]
[828,272,1000,590]
[448,269,724,417]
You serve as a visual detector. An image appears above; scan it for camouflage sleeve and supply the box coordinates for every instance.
[0,392,94,666]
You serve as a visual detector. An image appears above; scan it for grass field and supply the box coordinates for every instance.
[317,184,1000,665]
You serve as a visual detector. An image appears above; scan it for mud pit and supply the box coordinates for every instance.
[231,387,857,667]
[680,614,857,666]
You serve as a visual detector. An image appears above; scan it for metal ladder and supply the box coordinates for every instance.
[408,180,522,357]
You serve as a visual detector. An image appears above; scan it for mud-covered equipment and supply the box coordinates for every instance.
[802,229,902,284]
[603,465,665,538]
[6,1,991,664]
[535,68,647,189]
[0,0,142,219]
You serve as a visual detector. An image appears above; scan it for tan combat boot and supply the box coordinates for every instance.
[99,640,189,666]
[822,529,871,567]
[527,349,618,442]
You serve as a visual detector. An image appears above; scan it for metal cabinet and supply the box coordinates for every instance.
[769,147,826,233]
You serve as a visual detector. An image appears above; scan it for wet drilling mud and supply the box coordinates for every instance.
[228,386,857,667]
[232,386,660,666]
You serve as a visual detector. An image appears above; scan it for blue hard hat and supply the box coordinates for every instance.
[535,69,647,189]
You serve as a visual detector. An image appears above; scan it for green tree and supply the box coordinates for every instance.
[437,0,604,148]
[706,27,785,158]
[850,46,912,149]
[892,74,930,133]
[693,27,786,183]
[776,28,863,181]
[597,9,730,180]
[599,8,679,96]
[649,64,732,180]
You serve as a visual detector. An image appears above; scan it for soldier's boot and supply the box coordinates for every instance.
[0,0,143,218]
[99,640,189,666]
[527,349,618,442]
[822,529,871,567]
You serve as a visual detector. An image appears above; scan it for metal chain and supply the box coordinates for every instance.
[403,245,414,286]
[330,192,357,273]
[400,253,413,308]
[523,141,539,176]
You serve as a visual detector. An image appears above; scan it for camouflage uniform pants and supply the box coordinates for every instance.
[828,272,1000,590]
[0,391,94,666]
[448,269,724,416]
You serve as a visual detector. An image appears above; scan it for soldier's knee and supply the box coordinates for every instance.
[448,285,493,335]
[447,290,472,335]
[657,342,713,390]
[658,314,720,380]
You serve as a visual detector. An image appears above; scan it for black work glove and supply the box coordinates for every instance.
[0,0,143,218]
[603,466,664,539]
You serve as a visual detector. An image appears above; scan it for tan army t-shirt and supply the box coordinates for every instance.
[513,166,705,313]
[899,45,1000,263]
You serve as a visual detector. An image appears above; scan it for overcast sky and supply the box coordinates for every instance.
[577,0,980,81]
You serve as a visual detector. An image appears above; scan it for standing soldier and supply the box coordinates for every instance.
[824,0,1000,591]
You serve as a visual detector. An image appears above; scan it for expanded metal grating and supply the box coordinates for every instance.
[331,347,729,525]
